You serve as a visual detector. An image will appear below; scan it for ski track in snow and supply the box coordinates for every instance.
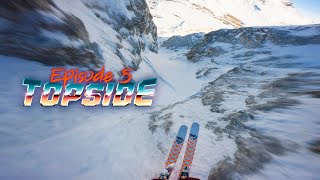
[143,57,175,90]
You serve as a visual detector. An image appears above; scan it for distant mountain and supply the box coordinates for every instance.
[147,0,313,36]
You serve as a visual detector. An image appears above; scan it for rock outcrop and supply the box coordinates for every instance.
[0,0,157,70]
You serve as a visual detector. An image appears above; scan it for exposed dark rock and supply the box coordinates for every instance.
[221,111,255,137]
[161,119,173,134]
[308,140,320,154]
[186,25,320,61]
[157,142,166,154]
[252,55,301,68]
[209,132,287,180]
[148,124,158,134]
[187,46,226,62]
[245,95,256,105]
[83,0,158,68]
[206,26,320,47]
[208,158,237,180]
[199,65,258,113]
[149,112,173,133]
[205,121,224,140]
[221,111,254,123]
[256,72,320,112]
[232,50,271,60]
[305,91,320,98]
[196,67,218,79]
[161,33,204,50]
[0,0,102,68]
[258,72,319,99]
[234,132,285,174]
[253,98,300,111]
[201,89,224,113]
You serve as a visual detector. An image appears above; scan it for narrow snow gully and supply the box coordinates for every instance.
[148,25,320,180]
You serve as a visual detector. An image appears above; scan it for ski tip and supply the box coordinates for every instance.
[179,125,188,133]
[191,122,199,128]
[177,125,188,137]
[181,125,188,130]
[190,122,200,135]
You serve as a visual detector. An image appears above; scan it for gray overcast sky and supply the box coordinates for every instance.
[292,0,320,21]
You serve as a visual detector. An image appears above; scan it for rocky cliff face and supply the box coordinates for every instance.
[0,0,157,70]
[186,26,320,62]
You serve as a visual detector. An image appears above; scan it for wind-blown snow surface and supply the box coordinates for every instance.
[1,25,320,180]
[245,97,320,180]
[147,0,314,36]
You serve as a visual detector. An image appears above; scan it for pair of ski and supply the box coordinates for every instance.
[153,123,200,180]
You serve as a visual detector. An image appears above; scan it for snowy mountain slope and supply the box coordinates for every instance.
[1,1,320,180]
[1,24,320,180]
[0,0,157,71]
[156,24,320,180]
[147,0,314,36]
